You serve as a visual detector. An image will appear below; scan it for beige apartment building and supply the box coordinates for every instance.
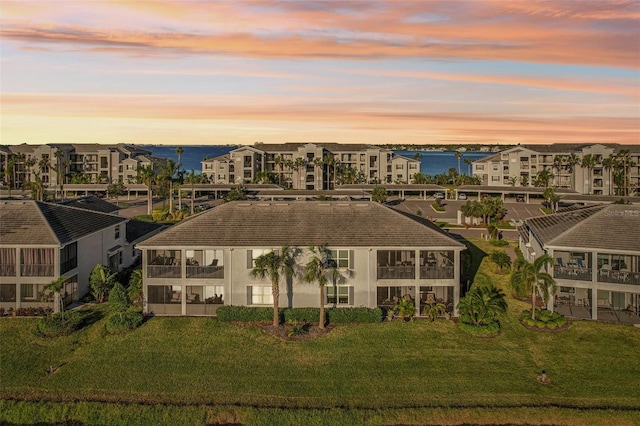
[472,143,640,195]
[201,143,420,189]
[0,143,156,188]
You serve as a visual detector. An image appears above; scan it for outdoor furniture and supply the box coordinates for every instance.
[556,258,564,267]
[577,259,585,268]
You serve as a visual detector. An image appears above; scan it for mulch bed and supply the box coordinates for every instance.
[254,322,336,341]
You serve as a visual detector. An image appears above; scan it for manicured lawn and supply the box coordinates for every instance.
[1,237,639,425]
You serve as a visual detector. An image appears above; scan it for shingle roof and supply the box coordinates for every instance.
[126,219,165,243]
[58,196,120,213]
[525,204,640,252]
[138,201,465,248]
[0,201,127,246]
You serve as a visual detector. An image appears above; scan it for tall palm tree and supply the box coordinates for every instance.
[3,157,15,197]
[454,151,462,176]
[303,245,339,330]
[160,159,179,212]
[52,150,64,201]
[602,155,615,196]
[251,246,296,327]
[510,255,556,320]
[615,150,635,196]
[184,170,198,215]
[581,154,597,195]
[274,155,284,186]
[566,153,579,191]
[464,157,473,176]
[136,164,156,216]
[175,147,184,209]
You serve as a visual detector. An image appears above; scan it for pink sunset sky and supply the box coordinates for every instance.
[1,0,638,146]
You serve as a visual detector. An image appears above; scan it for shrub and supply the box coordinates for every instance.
[520,309,567,329]
[106,311,144,334]
[36,311,83,337]
[216,306,277,322]
[489,239,509,247]
[287,322,310,337]
[216,306,383,324]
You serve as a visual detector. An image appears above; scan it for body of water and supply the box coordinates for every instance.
[143,145,492,177]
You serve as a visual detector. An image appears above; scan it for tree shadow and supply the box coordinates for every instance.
[79,307,106,329]
[456,237,487,295]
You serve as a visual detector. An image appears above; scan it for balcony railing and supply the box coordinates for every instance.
[554,267,592,281]
[598,270,640,286]
[420,266,454,280]
[0,264,16,276]
[377,265,415,280]
[20,264,54,277]
[186,265,224,279]
[147,265,181,279]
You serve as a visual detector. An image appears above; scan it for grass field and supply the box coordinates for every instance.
[1,238,639,425]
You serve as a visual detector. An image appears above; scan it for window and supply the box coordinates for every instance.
[60,242,77,274]
[476,164,484,171]
[249,286,273,305]
[186,285,224,304]
[329,250,351,269]
[247,249,272,268]
[147,285,181,304]
[492,164,499,171]
[0,248,16,276]
[108,253,119,270]
[395,164,404,170]
[0,284,16,302]
[491,176,500,182]
[20,248,54,277]
[327,286,352,305]
[115,225,120,239]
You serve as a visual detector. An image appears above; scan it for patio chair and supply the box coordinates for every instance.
[556,258,564,267]
[577,259,585,268]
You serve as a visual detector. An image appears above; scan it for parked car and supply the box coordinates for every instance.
[516,195,525,202]
[434,192,445,199]
[480,194,488,200]
[458,193,467,200]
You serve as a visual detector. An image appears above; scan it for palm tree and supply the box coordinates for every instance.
[534,169,554,188]
[160,159,180,213]
[457,285,507,326]
[90,264,118,304]
[464,157,473,176]
[454,151,462,176]
[508,176,519,187]
[184,170,198,215]
[274,155,284,186]
[53,150,64,201]
[303,245,339,330]
[127,269,144,306]
[581,154,597,195]
[136,164,156,216]
[602,155,615,195]
[490,251,511,273]
[566,153,580,191]
[510,255,557,320]
[251,246,296,327]
[175,146,184,210]
[3,157,15,197]
[44,275,69,318]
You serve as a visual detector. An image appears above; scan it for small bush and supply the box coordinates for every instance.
[287,322,310,337]
[489,239,509,247]
[106,311,144,334]
[520,310,567,329]
[36,311,83,337]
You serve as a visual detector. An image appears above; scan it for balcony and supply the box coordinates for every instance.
[420,265,454,280]
[0,264,16,276]
[377,265,415,280]
[598,269,640,286]
[554,267,592,281]
[186,265,224,279]
[147,265,181,279]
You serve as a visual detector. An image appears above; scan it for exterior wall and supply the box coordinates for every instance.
[141,245,461,317]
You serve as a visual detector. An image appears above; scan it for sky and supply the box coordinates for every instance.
[1,0,638,146]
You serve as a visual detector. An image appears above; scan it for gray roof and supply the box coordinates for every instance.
[338,184,447,191]
[525,204,640,252]
[0,201,127,246]
[58,196,120,213]
[456,185,578,195]
[126,219,165,244]
[138,201,465,249]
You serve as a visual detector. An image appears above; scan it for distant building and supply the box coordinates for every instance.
[201,143,420,189]
[472,143,640,195]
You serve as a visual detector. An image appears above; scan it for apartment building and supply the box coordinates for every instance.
[0,199,164,312]
[137,201,465,317]
[0,143,155,188]
[472,143,640,195]
[518,204,640,322]
[201,143,420,189]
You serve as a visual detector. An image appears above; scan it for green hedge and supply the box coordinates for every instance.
[216,306,383,324]
[36,311,83,337]
[521,309,567,329]
[106,311,144,334]
[489,239,509,247]
[458,319,500,336]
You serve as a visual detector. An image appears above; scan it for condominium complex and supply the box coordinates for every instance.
[201,143,420,189]
[472,143,640,195]
[0,143,157,188]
